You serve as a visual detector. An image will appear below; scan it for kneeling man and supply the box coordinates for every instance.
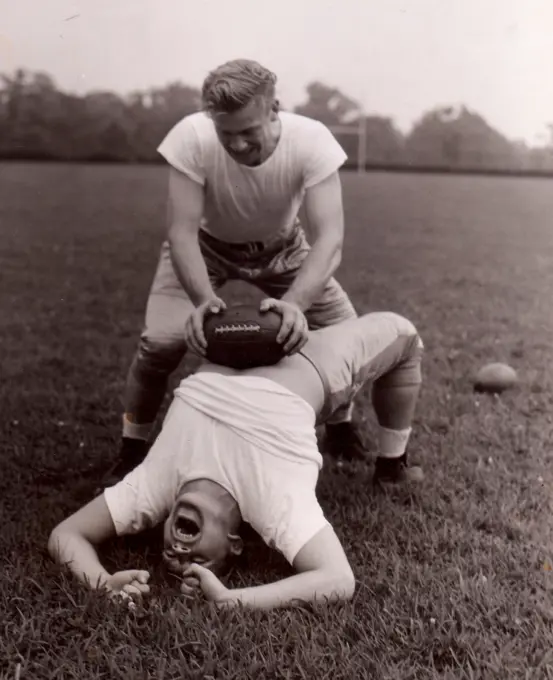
[48,311,424,610]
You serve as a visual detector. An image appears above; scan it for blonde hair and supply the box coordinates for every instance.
[201,59,277,114]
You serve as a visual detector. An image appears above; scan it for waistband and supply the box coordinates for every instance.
[298,347,333,423]
[199,219,302,255]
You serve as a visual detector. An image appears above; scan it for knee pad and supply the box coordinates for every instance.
[375,358,422,389]
[136,335,186,374]
[381,312,421,342]
[376,325,424,389]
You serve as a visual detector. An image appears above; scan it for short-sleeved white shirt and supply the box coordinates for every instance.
[104,373,330,566]
[157,111,347,243]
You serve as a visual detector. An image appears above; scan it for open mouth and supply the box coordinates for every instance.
[175,516,200,540]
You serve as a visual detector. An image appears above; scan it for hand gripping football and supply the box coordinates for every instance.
[203,303,286,370]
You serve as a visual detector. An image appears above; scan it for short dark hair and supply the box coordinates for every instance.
[201,59,277,114]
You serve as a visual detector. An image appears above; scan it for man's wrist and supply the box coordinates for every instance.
[216,587,238,607]
[280,292,309,312]
[193,291,217,308]
[86,569,112,590]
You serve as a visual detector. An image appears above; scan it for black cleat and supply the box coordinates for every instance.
[323,421,369,461]
[372,452,424,487]
[95,437,150,494]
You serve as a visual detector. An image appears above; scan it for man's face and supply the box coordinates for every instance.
[162,487,238,577]
[212,96,276,167]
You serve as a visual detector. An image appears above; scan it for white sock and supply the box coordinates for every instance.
[122,414,152,441]
[377,425,412,458]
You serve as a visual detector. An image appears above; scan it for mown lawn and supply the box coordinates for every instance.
[1,163,553,679]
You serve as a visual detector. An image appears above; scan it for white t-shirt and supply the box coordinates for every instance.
[104,373,330,565]
[157,111,347,243]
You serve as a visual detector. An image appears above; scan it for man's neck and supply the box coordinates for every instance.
[255,116,282,166]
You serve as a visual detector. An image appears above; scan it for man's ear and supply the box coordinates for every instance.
[228,533,244,556]
[271,98,280,114]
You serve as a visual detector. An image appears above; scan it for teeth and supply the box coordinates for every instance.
[175,515,199,538]
[176,527,197,540]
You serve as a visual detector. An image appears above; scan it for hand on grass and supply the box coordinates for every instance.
[259,298,309,355]
[181,564,231,606]
[106,569,151,606]
[184,296,226,357]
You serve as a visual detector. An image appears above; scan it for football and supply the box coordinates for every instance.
[473,362,518,394]
[203,303,286,370]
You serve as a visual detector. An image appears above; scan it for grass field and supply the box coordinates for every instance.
[2,162,553,679]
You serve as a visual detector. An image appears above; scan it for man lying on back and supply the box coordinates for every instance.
[48,310,424,610]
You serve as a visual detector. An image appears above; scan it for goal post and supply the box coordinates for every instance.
[327,117,367,173]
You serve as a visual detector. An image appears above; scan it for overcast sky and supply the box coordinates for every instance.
[1,0,552,144]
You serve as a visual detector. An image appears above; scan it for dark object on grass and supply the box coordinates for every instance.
[473,362,518,394]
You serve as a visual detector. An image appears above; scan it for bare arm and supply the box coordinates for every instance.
[166,168,215,306]
[228,525,354,609]
[281,172,345,312]
[48,494,117,589]
[186,524,355,610]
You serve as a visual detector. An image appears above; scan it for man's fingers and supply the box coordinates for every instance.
[182,563,211,584]
[276,312,295,344]
[180,574,201,596]
[182,564,202,579]
[260,298,278,313]
[192,313,207,351]
[296,333,309,352]
[182,575,201,588]
[211,297,227,313]
[205,297,226,316]
[184,329,202,357]
[129,580,150,595]
[181,572,202,597]
[194,298,226,354]
[121,584,140,597]
[122,583,148,597]
[129,570,150,584]
[284,325,308,355]
[281,312,307,352]
[184,315,205,356]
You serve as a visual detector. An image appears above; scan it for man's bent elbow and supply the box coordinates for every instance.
[331,244,342,271]
[322,234,343,274]
[326,568,356,602]
[47,526,64,563]
[48,521,74,564]
[340,569,356,600]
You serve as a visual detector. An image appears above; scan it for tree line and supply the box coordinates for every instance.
[1,69,552,173]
